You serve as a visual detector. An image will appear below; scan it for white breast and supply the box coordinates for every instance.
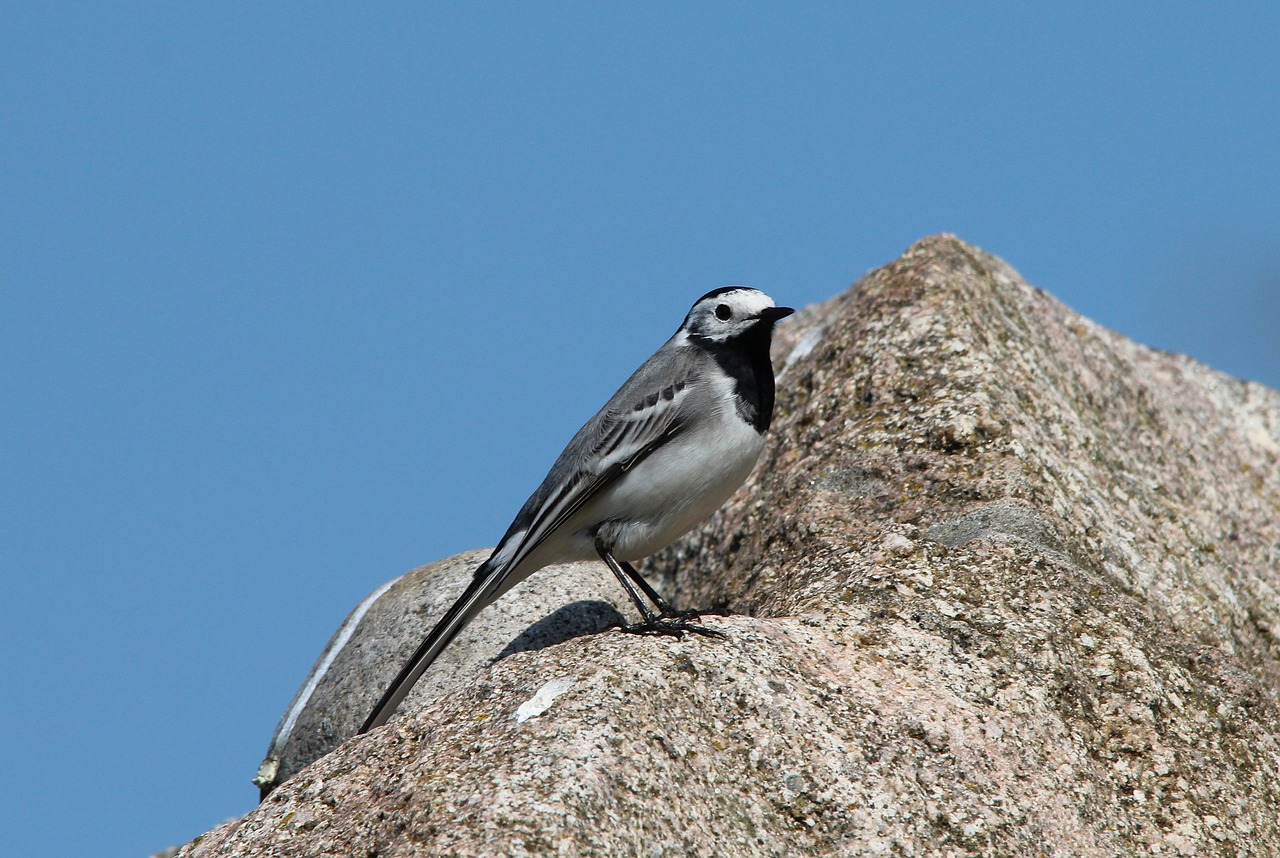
[578,376,766,561]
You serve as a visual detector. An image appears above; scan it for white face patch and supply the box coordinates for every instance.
[683,287,780,342]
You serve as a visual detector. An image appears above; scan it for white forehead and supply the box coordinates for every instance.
[696,287,776,314]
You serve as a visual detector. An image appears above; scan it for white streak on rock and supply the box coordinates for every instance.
[780,325,825,377]
[276,576,399,748]
[514,677,576,723]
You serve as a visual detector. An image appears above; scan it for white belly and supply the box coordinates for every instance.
[575,410,765,561]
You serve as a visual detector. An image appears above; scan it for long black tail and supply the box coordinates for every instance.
[359,559,502,733]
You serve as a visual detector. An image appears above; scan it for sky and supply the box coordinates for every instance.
[2,4,1278,856]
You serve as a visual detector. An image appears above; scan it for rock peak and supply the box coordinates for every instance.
[176,237,1280,858]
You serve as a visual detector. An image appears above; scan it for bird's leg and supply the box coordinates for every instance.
[616,558,702,621]
[598,545,661,625]
[595,540,722,638]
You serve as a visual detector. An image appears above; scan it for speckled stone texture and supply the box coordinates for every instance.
[252,552,643,796]
[179,235,1280,857]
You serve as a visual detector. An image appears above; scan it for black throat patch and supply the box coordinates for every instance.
[695,322,778,433]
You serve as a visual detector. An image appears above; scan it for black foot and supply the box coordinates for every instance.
[658,606,704,622]
[618,617,725,638]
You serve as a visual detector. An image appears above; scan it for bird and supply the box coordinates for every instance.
[360,287,793,733]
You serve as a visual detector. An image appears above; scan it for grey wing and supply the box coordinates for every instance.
[359,346,702,734]
[486,342,704,574]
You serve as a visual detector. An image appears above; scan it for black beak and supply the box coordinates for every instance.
[757,306,795,324]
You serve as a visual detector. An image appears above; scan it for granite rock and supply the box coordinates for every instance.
[179,235,1280,857]
[253,552,647,796]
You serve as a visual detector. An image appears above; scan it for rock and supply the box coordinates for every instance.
[253,551,648,796]
[179,235,1280,857]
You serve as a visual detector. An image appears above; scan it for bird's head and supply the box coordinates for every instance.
[680,287,794,344]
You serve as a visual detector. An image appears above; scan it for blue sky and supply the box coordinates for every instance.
[3,5,1277,855]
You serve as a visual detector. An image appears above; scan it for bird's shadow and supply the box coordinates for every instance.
[492,599,628,663]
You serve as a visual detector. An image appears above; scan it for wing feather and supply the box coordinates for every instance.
[487,346,701,577]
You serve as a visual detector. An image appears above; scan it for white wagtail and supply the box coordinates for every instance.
[360,287,793,732]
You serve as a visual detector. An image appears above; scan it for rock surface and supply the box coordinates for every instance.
[180,236,1280,857]
[253,552,649,796]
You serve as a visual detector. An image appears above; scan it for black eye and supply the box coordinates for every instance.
[715,304,732,321]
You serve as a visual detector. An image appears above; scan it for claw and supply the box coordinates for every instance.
[619,618,725,638]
